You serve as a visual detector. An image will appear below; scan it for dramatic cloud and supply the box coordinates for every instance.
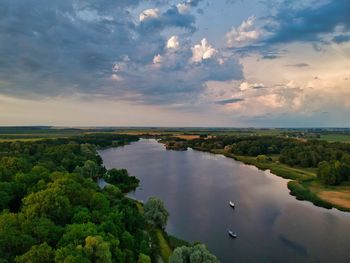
[1,0,350,126]
[0,0,242,106]
[264,0,350,45]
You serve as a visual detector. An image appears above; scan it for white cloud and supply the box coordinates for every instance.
[167,36,180,49]
[226,16,261,48]
[110,74,123,81]
[191,38,218,63]
[139,8,160,22]
[177,3,190,14]
[153,54,163,64]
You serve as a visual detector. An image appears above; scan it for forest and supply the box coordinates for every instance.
[0,134,218,263]
[183,136,350,186]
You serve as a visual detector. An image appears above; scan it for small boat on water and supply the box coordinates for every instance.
[228,230,237,238]
[229,201,235,208]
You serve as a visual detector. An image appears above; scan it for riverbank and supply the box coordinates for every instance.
[133,199,189,263]
[193,147,350,213]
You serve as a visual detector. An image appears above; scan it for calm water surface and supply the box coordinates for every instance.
[99,139,350,263]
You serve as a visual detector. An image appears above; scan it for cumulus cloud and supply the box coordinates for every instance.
[139,8,160,22]
[167,36,180,49]
[191,39,218,63]
[177,3,190,14]
[226,16,261,48]
[0,0,239,106]
[153,54,163,64]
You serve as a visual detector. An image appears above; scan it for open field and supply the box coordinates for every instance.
[307,182,350,210]
[319,134,350,143]
[318,190,350,210]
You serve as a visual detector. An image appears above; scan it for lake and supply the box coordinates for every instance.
[99,139,350,263]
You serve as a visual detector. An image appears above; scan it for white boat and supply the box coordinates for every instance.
[229,201,235,208]
[228,230,237,238]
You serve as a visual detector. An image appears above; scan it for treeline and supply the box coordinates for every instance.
[186,136,350,186]
[0,134,159,262]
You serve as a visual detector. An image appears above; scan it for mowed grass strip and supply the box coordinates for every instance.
[156,229,172,263]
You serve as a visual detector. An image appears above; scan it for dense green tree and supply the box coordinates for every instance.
[22,187,72,223]
[58,223,98,247]
[104,168,139,192]
[15,242,54,263]
[137,253,152,263]
[0,213,35,262]
[144,197,169,229]
[83,236,112,263]
[80,160,100,179]
[0,134,160,262]
[169,244,218,263]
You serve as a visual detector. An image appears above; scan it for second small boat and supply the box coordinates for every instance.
[229,201,235,208]
[228,230,237,238]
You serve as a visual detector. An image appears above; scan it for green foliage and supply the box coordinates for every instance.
[15,242,54,263]
[78,160,101,179]
[317,160,350,186]
[104,168,139,192]
[187,135,350,187]
[144,197,169,229]
[138,253,152,263]
[83,236,112,263]
[256,155,271,162]
[167,235,190,250]
[169,244,218,263]
[287,181,332,209]
[0,134,155,262]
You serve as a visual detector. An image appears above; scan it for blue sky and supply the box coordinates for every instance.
[0,0,349,127]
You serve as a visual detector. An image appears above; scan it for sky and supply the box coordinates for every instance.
[0,0,349,127]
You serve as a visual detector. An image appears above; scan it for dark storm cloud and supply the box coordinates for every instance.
[264,0,350,45]
[0,0,242,104]
[232,0,350,57]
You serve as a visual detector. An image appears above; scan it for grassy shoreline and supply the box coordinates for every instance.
[192,147,350,213]
[133,199,189,263]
